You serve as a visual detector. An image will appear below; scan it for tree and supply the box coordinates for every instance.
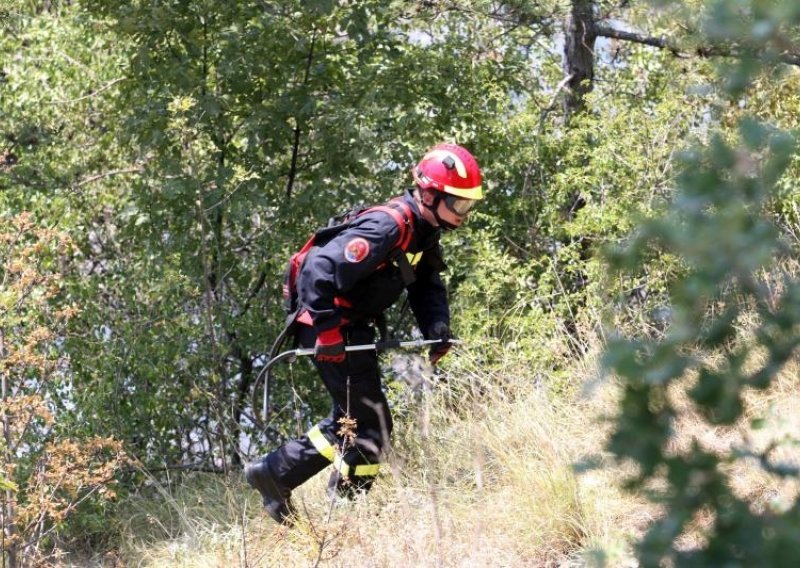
[603,0,800,564]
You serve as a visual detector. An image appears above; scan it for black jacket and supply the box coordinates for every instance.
[297,190,450,337]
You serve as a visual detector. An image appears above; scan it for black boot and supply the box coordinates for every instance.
[244,458,296,525]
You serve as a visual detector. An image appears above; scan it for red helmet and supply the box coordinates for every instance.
[412,143,483,200]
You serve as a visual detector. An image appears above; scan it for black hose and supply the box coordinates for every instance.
[251,320,295,430]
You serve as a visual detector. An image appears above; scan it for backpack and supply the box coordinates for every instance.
[281,198,416,317]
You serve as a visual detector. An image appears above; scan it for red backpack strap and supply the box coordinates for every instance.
[360,199,417,286]
[389,198,415,250]
[361,198,415,251]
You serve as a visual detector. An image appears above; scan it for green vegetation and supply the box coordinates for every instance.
[2,0,800,566]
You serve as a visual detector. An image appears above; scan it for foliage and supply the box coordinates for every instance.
[602,0,800,565]
[0,213,127,566]
[4,0,800,562]
[58,0,535,468]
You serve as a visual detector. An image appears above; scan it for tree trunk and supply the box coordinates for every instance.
[563,0,597,117]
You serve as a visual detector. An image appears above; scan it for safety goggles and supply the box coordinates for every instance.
[442,194,477,216]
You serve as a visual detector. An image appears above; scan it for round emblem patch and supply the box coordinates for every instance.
[344,238,370,263]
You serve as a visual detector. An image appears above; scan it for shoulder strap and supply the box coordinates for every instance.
[391,246,416,286]
[359,198,415,251]
[357,198,417,286]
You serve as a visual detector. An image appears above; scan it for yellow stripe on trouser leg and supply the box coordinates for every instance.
[333,455,380,478]
[354,463,380,476]
[308,426,336,461]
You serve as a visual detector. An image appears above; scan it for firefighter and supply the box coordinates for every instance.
[245,143,484,524]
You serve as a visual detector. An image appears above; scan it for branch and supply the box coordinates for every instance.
[240,270,268,317]
[539,73,573,125]
[595,24,677,52]
[73,166,143,189]
[51,77,125,105]
[595,23,800,67]
[286,29,317,199]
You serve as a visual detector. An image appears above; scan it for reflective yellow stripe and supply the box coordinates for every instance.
[443,184,483,199]
[311,427,382,477]
[334,455,380,478]
[354,463,380,477]
[308,426,336,462]
[406,252,423,266]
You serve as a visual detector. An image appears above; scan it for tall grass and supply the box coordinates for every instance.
[108,330,800,567]
[109,337,647,567]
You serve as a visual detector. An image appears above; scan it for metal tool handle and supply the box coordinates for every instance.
[289,337,460,358]
[260,338,460,424]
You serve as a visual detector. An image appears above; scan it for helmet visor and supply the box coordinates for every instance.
[443,194,477,216]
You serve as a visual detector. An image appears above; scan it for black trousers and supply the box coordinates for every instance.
[264,322,392,495]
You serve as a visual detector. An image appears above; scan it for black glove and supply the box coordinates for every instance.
[428,321,452,365]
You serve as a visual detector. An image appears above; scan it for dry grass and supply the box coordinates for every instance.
[108,345,648,568]
[105,337,800,567]
[670,357,800,549]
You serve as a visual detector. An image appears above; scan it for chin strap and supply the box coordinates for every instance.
[426,194,459,231]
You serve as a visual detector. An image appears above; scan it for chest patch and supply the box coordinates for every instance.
[344,237,370,263]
